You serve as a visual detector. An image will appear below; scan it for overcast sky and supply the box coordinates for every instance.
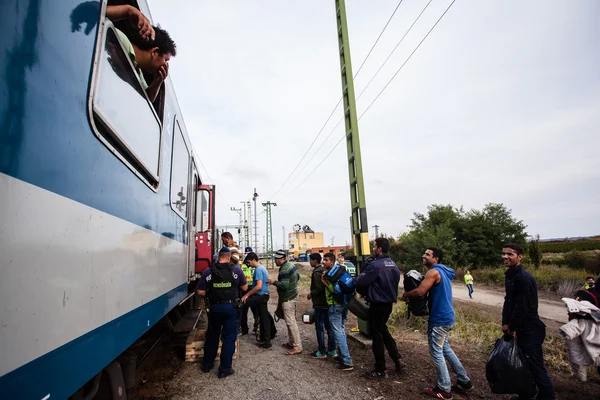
[147,0,600,249]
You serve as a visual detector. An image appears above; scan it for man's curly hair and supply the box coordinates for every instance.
[130,25,177,56]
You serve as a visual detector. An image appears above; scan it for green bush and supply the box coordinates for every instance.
[564,251,590,270]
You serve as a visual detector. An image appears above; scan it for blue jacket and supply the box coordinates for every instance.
[428,264,455,327]
[355,254,400,303]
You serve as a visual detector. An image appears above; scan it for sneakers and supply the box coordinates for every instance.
[333,356,342,363]
[366,370,389,380]
[336,362,354,371]
[394,357,406,374]
[327,350,338,358]
[452,380,474,393]
[425,386,453,399]
[310,350,327,359]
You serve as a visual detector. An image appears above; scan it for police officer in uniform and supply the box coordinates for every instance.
[196,247,247,378]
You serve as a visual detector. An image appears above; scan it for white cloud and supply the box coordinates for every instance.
[148,0,600,249]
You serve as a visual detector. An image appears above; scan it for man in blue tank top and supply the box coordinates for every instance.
[403,247,473,399]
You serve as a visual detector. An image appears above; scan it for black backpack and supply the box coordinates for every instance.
[404,270,429,318]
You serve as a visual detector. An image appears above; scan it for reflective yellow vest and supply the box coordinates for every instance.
[241,263,253,287]
[464,274,473,285]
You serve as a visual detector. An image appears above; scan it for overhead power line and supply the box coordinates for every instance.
[270,0,406,200]
[280,0,458,200]
[282,0,433,188]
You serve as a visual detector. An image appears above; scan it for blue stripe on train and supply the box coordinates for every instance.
[0,283,187,400]
[0,0,188,244]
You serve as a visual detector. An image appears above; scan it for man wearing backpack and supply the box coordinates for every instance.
[321,252,354,371]
[501,243,555,400]
[355,237,404,379]
[402,247,473,399]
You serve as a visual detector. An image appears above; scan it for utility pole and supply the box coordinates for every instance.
[240,201,249,248]
[282,226,286,251]
[246,201,252,249]
[230,206,242,245]
[372,225,380,238]
[335,0,370,274]
[253,189,259,252]
[262,201,277,268]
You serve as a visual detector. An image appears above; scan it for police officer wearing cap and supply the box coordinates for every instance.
[196,246,247,378]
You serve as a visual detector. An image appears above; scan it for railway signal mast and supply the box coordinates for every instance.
[334,0,370,272]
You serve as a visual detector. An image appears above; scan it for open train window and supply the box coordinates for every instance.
[89,14,164,190]
[171,120,190,220]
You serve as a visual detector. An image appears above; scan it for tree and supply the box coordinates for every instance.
[529,234,542,269]
[397,203,528,268]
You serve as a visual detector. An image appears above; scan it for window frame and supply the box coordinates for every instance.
[87,7,164,192]
[170,119,190,221]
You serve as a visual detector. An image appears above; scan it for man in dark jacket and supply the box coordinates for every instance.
[355,237,403,379]
[307,253,336,358]
[501,243,555,400]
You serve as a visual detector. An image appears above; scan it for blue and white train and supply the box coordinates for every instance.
[0,1,215,398]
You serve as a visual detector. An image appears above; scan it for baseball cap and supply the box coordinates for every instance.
[273,249,287,259]
[218,246,231,255]
[245,246,253,253]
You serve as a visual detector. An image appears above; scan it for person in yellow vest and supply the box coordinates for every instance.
[239,249,258,335]
[464,270,474,299]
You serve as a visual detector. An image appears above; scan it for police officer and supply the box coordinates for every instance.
[196,247,247,378]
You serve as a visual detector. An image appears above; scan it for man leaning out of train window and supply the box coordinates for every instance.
[106,3,177,102]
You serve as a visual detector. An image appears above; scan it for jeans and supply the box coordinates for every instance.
[368,302,400,372]
[517,328,555,400]
[427,325,470,393]
[329,304,352,365]
[314,307,336,354]
[282,299,302,349]
[467,284,474,298]
[245,294,271,343]
[204,303,238,373]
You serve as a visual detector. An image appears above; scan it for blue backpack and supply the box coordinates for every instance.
[326,264,356,303]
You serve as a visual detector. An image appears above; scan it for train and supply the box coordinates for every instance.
[0,0,216,398]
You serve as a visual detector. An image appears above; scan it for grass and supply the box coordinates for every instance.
[388,301,570,372]
[456,264,593,295]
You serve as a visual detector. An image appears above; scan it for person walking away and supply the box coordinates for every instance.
[464,270,474,299]
[307,253,336,358]
[241,252,272,348]
[268,250,302,355]
[501,243,555,400]
[321,253,353,371]
[355,237,404,379]
[403,247,473,399]
[196,247,247,378]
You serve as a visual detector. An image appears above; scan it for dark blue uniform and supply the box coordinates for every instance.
[502,265,555,400]
[197,263,247,375]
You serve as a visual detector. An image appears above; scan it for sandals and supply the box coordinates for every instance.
[285,348,302,355]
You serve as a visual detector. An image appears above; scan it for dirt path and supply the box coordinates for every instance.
[136,267,600,400]
[452,283,568,324]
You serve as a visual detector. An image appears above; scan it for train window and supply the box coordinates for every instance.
[91,22,162,186]
[171,121,190,219]
[191,172,198,227]
[197,190,210,232]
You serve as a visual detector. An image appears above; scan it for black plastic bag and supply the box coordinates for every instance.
[486,335,535,394]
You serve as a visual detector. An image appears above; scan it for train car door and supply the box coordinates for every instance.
[195,184,215,274]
